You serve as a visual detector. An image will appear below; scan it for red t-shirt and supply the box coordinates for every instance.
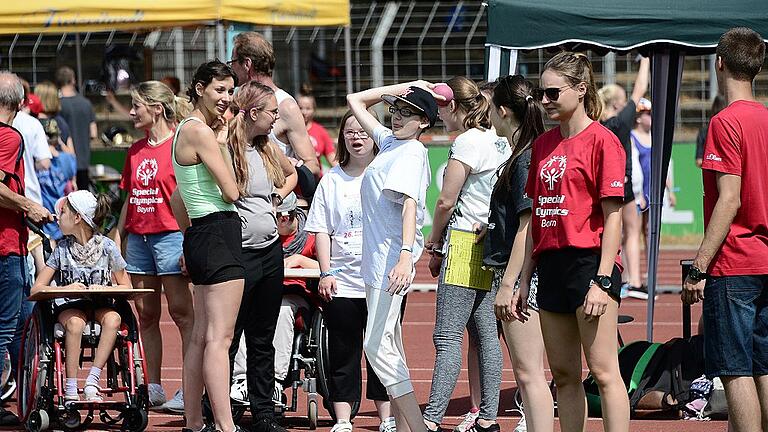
[119,136,180,235]
[701,100,768,276]
[282,232,317,296]
[525,122,625,262]
[307,121,335,173]
[0,124,27,256]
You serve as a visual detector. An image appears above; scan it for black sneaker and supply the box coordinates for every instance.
[0,406,19,426]
[181,424,213,432]
[469,422,501,432]
[251,416,287,432]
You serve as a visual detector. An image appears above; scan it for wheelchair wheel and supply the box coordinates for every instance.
[18,308,50,426]
[313,311,360,421]
[307,399,318,430]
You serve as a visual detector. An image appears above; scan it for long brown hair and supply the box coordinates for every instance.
[229,81,285,195]
[544,51,602,121]
[492,75,545,193]
[335,110,379,167]
[446,76,491,130]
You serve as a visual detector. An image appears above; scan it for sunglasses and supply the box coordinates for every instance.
[532,85,572,102]
[277,210,296,219]
[388,105,419,118]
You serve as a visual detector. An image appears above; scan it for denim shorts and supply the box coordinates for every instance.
[703,275,768,378]
[125,231,184,276]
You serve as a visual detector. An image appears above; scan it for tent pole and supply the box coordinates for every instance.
[174,28,184,84]
[217,22,226,61]
[647,47,684,341]
[75,33,83,91]
[344,25,353,95]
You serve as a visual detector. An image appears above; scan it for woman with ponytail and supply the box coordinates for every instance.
[171,60,244,432]
[227,80,297,432]
[116,80,193,411]
[481,75,554,432]
[422,76,508,432]
[517,52,629,432]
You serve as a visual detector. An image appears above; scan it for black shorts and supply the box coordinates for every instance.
[623,180,635,204]
[536,248,622,313]
[184,211,245,286]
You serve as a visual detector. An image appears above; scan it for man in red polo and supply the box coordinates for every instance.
[683,27,768,432]
[0,71,53,424]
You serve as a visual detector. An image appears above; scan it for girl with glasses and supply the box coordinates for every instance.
[346,81,441,432]
[305,111,400,432]
[422,76,508,432]
[516,52,630,432]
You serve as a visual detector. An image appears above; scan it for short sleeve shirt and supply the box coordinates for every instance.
[701,100,768,276]
[525,122,625,260]
[445,129,511,237]
[13,111,52,205]
[0,124,27,256]
[60,95,96,171]
[120,136,180,234]
[305,165,366,298]
[484,147,533,267]
[307,122,335,167]
[360,126,430,290]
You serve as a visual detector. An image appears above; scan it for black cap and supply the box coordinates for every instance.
[381,87,438,128]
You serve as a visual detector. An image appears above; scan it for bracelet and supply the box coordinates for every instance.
[320,269,342,279]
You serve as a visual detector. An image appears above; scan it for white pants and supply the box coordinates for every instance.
[362,286,413,398]
[272,295,309,381]
[231,294,309,381]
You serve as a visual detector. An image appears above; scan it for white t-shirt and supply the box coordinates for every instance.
[13,111,52,205]
[305,165,366,298]
[445,128,511,234]
[361,126,430,291]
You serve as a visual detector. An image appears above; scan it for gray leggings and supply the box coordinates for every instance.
[423,277,502,423]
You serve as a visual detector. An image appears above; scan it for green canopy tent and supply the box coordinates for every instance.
[485,0,768,340]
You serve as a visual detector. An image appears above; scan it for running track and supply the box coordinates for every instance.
[4,252,729,431]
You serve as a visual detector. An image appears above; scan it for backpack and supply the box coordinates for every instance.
[584,335,705,417]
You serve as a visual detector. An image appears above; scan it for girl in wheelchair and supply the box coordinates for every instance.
[31,190,131,404]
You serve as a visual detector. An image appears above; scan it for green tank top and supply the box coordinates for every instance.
[172,117,237,219]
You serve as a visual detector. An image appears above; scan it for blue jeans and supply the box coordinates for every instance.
[0,255,28,367]
[9,255,34,373]
[703,275,768,378]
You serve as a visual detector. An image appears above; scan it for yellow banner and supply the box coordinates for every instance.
[0,0,348,34]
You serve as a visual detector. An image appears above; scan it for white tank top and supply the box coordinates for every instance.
[269,88,297,158]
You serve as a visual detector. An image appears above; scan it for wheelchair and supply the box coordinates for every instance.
[203,303,359,430]
[16,298,150,431]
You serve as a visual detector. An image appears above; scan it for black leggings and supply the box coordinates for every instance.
[323,297,388,402]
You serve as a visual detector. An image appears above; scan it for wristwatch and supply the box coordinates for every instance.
[594,275,613,292]
[687,265,708,282]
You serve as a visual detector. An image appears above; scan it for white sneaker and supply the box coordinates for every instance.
[379,416,396,432]
[147,383,167,407]
[163,389,185,413]
[272,382,284,406]
[454,409,480,432]
[230,377,248,404]
[331,420,353,432]
[514,415,527,432]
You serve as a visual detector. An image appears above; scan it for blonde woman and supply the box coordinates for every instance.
[115,80,194,411]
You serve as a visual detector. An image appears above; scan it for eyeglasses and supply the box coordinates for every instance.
[226,57,242,66]
[531,85,572,102]
[388,105,419,118]
[343,130,368,139]
[277,210,296,219]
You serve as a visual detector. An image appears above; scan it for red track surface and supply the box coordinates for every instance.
[4,249,729,431]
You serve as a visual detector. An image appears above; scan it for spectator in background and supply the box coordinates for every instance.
[695,94,727,168]
[35,81,76,155]
[161,76,182,96]
[682,27,768,432]
[0,71,54,426]
[297,84,336,174]
[19,80,43,118]
[598,57,650,300]
[37,117,77,241]
[56,66,97,190]
[230,32,321,182]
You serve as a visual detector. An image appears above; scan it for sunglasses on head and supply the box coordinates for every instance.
[531,85,572,102]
